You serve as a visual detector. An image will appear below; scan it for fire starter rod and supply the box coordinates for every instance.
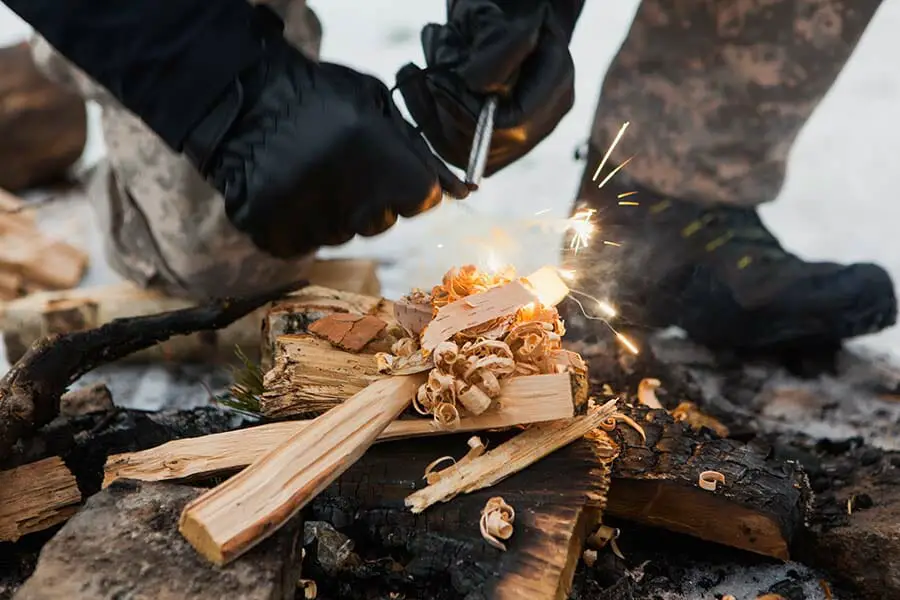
[464,96,498,189]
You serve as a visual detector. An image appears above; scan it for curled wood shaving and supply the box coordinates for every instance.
[600,412,647,443]
[298,579,318,599]
[670,401,729,438]
[699,470,726,491]
[423,436,486,485]
[587,525,625,560]
[480,496,515,551]
[392,337,419,357]
[637,378,663,409]
[423,456,456,485]
[433,402,461,429]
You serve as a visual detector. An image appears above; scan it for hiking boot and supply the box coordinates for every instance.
[562,154,897,350]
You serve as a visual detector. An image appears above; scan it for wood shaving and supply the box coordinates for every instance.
[391,337,419,357]
[383,265,581,427]
[699,470,726,492]
[637,378,663,409]
[587,524,625,560]
[423,436,486,484]
[423,456,456,485]
[479,496,515,551]
[820,579,833,600]
[298,579,317,599]
[671,401,729,438]
[612,413,647,443]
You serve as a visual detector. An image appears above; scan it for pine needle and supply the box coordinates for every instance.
[216,346,265,414]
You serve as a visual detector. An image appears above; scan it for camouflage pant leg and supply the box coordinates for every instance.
[29,1,322,301]
[586,0,883,206]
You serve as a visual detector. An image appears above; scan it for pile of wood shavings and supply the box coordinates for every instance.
[378,265,585,429]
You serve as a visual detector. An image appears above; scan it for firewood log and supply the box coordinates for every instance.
[0,456,81,542]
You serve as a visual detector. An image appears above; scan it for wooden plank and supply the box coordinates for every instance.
[179,374,425,565]
[0,456,81,542]
[104,373,579,486]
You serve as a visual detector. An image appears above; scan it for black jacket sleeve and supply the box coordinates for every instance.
[2,0,270,150]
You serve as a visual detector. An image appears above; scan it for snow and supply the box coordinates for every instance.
[1,3,899,596]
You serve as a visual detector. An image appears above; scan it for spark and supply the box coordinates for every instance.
[616,332,640,355]
[596,154,636,189]
[591,121,630,182]
[565,293,639,354]
[603,240,622,247]
[618,201,639,206]
[617,191,638,198]
[569,289,616,318]
[533,208,552,216]
[567,208,596,254]
[436,243,444,249]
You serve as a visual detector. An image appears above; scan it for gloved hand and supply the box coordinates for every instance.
[396,0,583,178]
[184,11,470,258]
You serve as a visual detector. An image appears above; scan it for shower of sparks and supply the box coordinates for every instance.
[567,208,596,254]
[591,121,630,182]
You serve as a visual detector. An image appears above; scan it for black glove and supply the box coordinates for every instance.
[396,0,583,178]
[183,11,469,258]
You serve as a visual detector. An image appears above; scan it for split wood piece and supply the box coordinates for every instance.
[405,399,619,513]
[0,43,87,191]
[260,335,382,418]
[0,456,81,542]
[105,373,577,486]
[0,282,300,462]
[179,374,426,566]
[307,313,387,352]
[603,404,808,561]
[420,279,536,352]
[13,480,303,600]
[0,212,88,290]
[0,259,381,364]
[261,286,392,370]
[307,433,613,600]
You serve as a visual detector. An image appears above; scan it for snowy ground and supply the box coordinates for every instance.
[3,2,900,598]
